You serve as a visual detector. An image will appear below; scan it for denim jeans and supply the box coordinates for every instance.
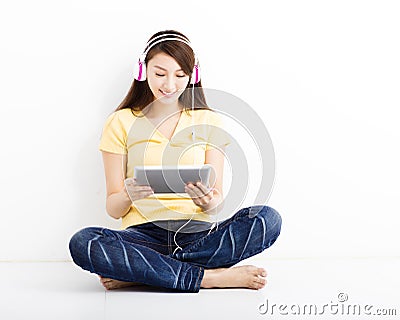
[69,205,282,293]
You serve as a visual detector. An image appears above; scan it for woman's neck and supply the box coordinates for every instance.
[144,101,183,119]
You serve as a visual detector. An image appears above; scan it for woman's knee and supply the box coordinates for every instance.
[68,227,102,265]
[249,205,282,239]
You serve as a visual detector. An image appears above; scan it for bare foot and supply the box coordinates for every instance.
[201,265,267,290]
[98,275,143,290]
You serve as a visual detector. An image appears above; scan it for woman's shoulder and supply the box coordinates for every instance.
[107,107,134,119]
[100,108,139,138]
[104,108,135,125]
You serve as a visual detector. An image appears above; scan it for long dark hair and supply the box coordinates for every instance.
[116,30,209,114]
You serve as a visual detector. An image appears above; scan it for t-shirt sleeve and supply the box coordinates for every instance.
[206,111,231,151]
[99,112,128,154]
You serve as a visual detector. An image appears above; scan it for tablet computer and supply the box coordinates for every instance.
[134,165,212,194]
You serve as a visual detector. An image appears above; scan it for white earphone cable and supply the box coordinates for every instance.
[172,82,197,255]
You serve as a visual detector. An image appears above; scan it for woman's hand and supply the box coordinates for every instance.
[184,181,214,209]
[124,178,154,202]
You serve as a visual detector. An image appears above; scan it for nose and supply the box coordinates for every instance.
[162,75,176,92]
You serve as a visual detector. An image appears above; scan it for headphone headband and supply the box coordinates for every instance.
[141,36,196,62]
[146,33,189,43]
[145,33,190,50]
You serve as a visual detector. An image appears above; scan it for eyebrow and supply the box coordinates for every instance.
[153,65,184,72]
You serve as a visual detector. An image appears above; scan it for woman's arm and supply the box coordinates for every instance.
[185,147,226,215]
[102,151,132,219]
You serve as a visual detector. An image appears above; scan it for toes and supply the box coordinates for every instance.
[257,268,267,277]
[100,278,110,284]
[257,282,265,289]
[253,275,267,289]
[103,281,113,289]
[253,278,266,289]
[99,277,114,290]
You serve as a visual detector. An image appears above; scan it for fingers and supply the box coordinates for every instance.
[185,183,203,199]
[128,186,153,192]
[124,178,151,189]
[124,178,154,201]
[195,182,213,196]
[124,177,135,184]
[186,182,211,197]
[185,182,213,207]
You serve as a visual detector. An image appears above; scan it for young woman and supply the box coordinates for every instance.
[69,30,282,293]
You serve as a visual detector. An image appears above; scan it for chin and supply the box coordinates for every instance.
[156,96,180,105]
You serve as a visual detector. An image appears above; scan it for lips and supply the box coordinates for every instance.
[159,89,177,96]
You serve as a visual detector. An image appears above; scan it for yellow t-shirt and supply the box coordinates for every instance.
[99,108,230,229]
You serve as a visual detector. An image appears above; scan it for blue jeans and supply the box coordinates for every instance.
[69,205,282,293]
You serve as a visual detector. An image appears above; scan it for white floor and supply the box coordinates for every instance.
[1,256,399,320]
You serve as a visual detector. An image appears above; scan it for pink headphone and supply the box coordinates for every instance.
[133,33,201,85]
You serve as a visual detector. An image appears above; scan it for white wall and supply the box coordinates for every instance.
[0,0,399,261]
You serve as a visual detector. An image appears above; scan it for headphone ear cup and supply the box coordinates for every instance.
[190,64,201,84]
[133,57,147,81]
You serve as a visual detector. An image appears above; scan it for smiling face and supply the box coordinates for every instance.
[146,52,190,106]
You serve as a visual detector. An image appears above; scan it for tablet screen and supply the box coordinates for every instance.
[134,165,212,194]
